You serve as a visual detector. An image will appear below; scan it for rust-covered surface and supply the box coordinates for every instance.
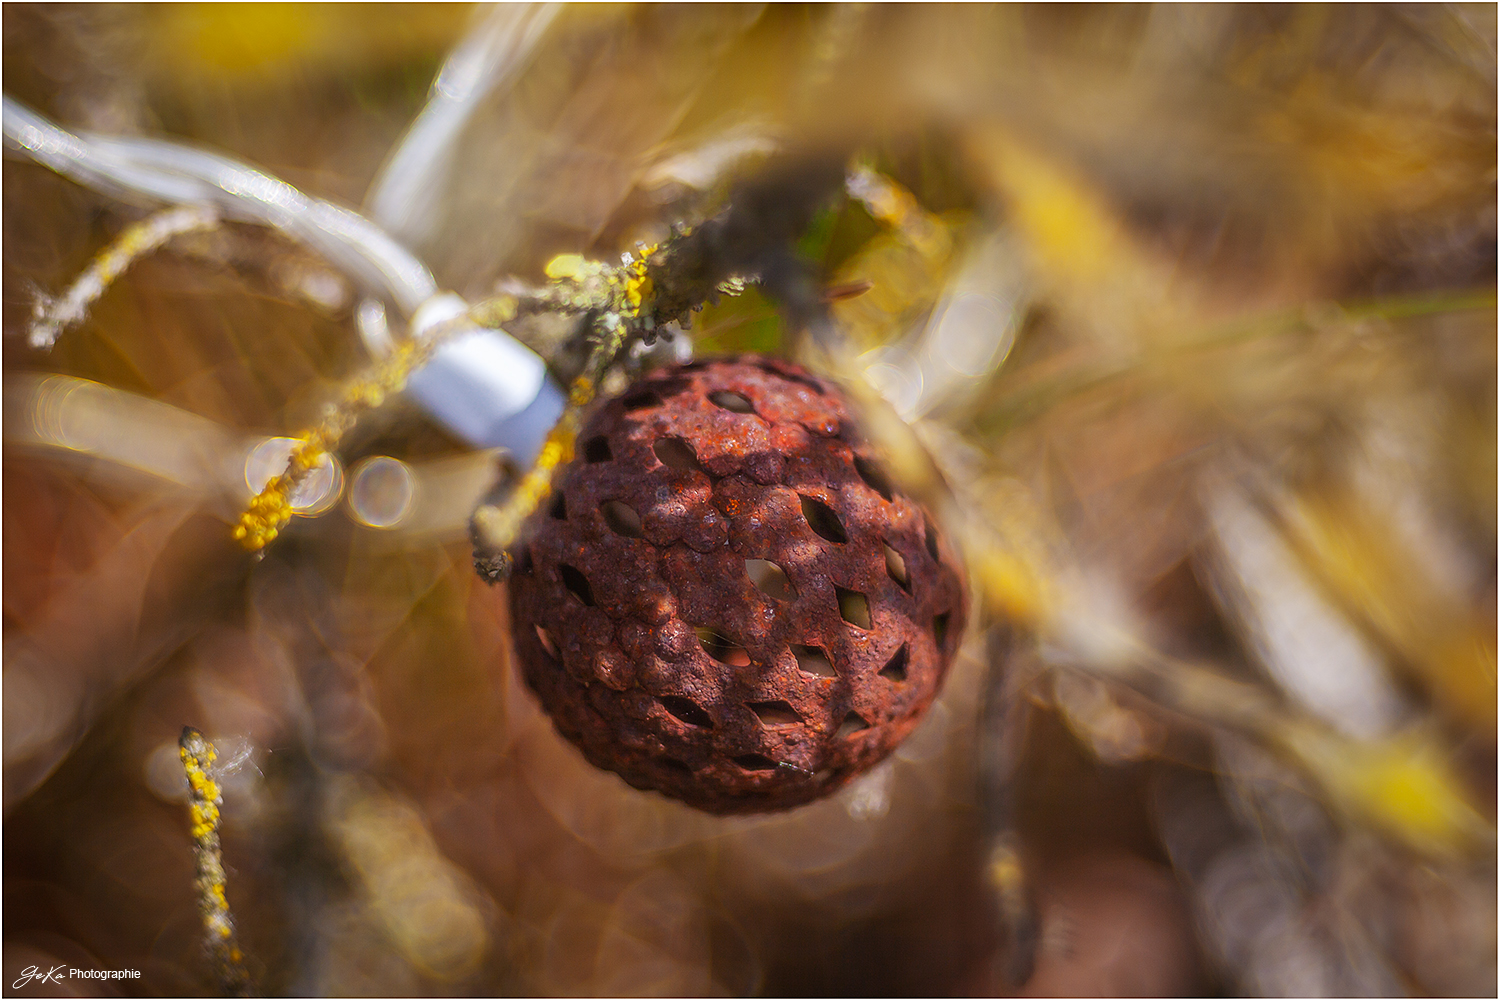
[506,356,968,813]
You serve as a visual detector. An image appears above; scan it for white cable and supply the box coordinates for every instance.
[3,95,438,315]
[4,88,567,460]
[358,4,567,460]
[366,2,560,244]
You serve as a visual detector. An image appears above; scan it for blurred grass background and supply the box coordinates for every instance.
[3,3,1495,996]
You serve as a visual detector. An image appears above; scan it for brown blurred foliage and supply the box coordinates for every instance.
[3,4,1495,997]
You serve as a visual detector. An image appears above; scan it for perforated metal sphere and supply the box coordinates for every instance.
[505,356,967,814]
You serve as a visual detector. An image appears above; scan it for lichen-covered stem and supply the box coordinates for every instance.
[179,726,252,997]
[232,311,480,551]
[470,315,631,577]
[29,206,221,350]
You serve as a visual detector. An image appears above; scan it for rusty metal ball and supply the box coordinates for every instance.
[505,356,967,814]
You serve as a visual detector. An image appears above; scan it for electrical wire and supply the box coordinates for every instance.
[3,95,438,317]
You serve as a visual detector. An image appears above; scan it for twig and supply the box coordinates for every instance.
[975,286,1498,435]
[179,726,252,997]
[4,95,440,315]
[29,205,220,350]
[986,834,1037,987]
[232,307,489,551]
[469,252,657,577]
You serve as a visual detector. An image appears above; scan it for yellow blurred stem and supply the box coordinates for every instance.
[835,166,961,353]
[233,338,436,551]
[977,287,1497,435]
[1106,646,1493,858]
[985,835,1038,986]
[971,544,1055,629]
[1283,490,1497,728]
[974,126,1184,350]
[469,380,588,570]
[180,727,251,997]
[470,311,636,571]
[1277,723,1493,858]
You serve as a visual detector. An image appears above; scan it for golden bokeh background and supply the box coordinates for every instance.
[3,4,1494,996]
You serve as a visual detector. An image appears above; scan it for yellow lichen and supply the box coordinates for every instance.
[233,330,442,551]
[180,727,250,994]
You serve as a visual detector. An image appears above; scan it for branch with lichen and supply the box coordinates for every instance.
[469,164,966,577]
[468,250,658,578]
[29,205,221,350]
[231,304,505,551]
[180,726,252,997]
[235,170,836,564]
[464,186,855,576]
[234,338,428,551]
[234,234,684,558]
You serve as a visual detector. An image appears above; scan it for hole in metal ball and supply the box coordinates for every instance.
[708,390,755,414]
[747,700,801,726]
[792,644,836,678]
[837,711,870,738]
[836,587,872,629]
[745,558,796,600]
[534,625,559,660]
[695,626,750,666]
[879,643,909,683]
[924,517,940,561]
[800,495,848,543]
[732,753,779,772]
[933,612,951,650]
[884,544,910,592]
[558,564,595,606]
[549,492,567,519]
[660,695,713,728]
[854,454,894,501]
[600,500,643,537]
[584,436,612,462]
[653,436,705,473]
[622,390,662,411]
